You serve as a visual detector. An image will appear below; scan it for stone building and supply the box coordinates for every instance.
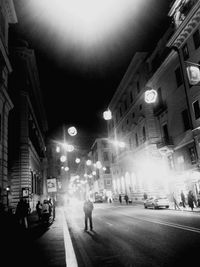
[8,40,48,211]
[0,0,17,208]
[89,138,113,200]
[107,0,200,203]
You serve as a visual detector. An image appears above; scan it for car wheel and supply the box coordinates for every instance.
[144,204,147,209]
[166,206,169,208]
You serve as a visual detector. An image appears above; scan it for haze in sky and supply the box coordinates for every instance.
[12,0,172,149]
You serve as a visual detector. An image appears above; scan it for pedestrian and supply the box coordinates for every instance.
[124,194,129,205]
[143,192,148,200]
[49,198,56,221]
[119,194,122,204]
[15,198,30,229]
[172,192,180,210]
[83,198,94,231]
[180,191,186,208]
[188,190,195,211]
[36,201,42,221]
[41,199,50,223]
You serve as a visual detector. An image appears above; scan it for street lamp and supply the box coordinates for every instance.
[103,108,112,120]
[144,89,157,103]
[6,186,10,208]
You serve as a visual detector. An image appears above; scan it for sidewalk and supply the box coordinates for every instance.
[1,207,69,267]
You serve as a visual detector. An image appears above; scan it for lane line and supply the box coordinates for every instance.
[61,208,78,267]
[116,211,200,234]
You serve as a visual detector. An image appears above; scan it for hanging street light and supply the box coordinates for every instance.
[68,126,77,136]
[103,108,112,120]
[144,89,157,103]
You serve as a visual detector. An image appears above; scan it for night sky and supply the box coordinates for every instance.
[11,0,172,150]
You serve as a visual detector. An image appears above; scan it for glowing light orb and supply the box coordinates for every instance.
[68,126,77,136]
[103,109,112,120]
[144,89,157,103]
[86,160,92,166]
[60,155,67,162]
[75,158,80,163]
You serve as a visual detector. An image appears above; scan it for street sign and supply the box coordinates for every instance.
[22,187,29,197]
[47,178,57,192]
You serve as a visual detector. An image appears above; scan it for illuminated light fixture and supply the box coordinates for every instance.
[68,126,77,136]
[86,159,92,166]
[75,158,80,163]
[92,171,96,175]
[96,161,102,169]
[144,89,157,103]
[60,155,67,162]
[66,144,74,152]
[186,65,200,85]
[103,109,112,120]
[56,146,60,153]
[61,166,64,169]
[65,166,69,171]
[118,141,125,148]
[103,167,106,171]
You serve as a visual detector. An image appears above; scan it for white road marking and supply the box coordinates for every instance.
[61,208,78,267]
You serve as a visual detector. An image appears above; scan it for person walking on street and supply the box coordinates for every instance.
[180,191,186,208]
[119,194,122,204]
[15,198,30,229]
[124,194,129,205]
[36,201,42,221]
[172,192,180,210]
[188,190,195,211]
[83,198,94,231]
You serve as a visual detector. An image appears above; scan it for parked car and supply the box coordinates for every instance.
[144,196,169,209]
[94,195,103,203]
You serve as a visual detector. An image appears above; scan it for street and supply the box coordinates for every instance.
[64,202,200,267]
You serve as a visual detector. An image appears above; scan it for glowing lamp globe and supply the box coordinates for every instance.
[60,155,67,162]
[68,126,77,136]
[144,89,157,103]
[103,109,112,120]
[186,65,200,85]
[86,160,92,166]
[75,158,80,163]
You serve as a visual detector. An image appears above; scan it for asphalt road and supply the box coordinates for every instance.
[64,202,200,267]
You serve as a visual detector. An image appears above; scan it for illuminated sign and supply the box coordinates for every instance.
[186,65,200,85]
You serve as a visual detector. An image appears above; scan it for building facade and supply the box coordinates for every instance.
[8,40,48,211]
[0,0,17,209]
[89,138,113,200]
[107,0,200,203]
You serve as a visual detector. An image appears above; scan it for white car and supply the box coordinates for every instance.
[144,196,170,209]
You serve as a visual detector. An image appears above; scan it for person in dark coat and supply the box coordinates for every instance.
[188,190,195,211]
[36,201,42,221]
[15,198,30,229]
[124,194,129,205]
[83,198,94,231]
[180,191,186,208]
[119,194,122,204]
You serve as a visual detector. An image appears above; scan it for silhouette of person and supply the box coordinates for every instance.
[180,191,186,208]
[188,190,195,211]
[15,198,30,229]
[124,194,129,205]
[83,198,94,231]
[119,194,122,204]
[36,201,42,221]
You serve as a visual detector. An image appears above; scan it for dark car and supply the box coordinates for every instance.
[94,195,103,203]
[144,196,170,209]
